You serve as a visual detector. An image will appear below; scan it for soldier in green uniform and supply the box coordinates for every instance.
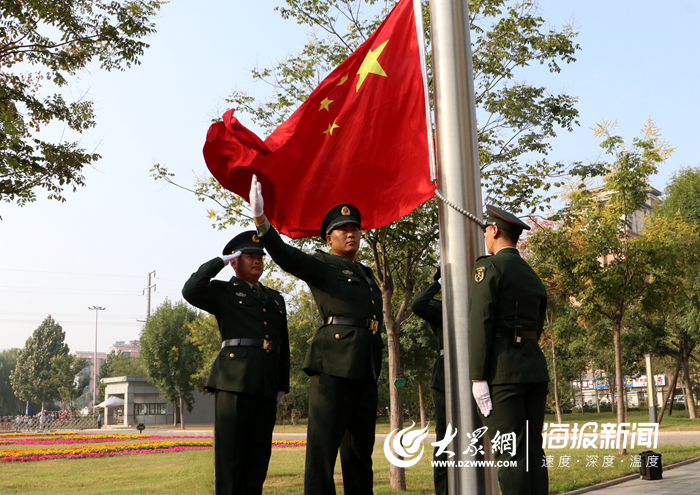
[469,205,549,495]
[182,231,290,495]
[409,268,447,495]
[249,175,383,495]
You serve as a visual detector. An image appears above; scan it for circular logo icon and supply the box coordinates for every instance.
[384,421,430,468]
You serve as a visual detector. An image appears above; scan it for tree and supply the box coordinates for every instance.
[528,120,698,453]
[647,166,700,419]
[152,0,580,488]
[0,0,161,212]
[140,299,202,429]
[0,348,21,415]
[52,354,90,411]
[10,316,69,412]
[97,350,145,402]
[188,313,221,390]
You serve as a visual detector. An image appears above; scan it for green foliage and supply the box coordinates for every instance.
[528,121,698,429]
[9,316,70,408]
[187,313,220,389]
[0,0,162,211]
[282,285,321,417]
[51,354,90,410]
[0,348,21,415]
[139,300,202,413]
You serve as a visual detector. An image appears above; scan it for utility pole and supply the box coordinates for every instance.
[143,270,156,319]
[88,306,105,415]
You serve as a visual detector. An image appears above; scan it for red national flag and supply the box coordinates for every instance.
[203,0,433,239]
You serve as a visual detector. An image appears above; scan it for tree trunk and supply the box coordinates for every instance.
[658,357,681,423]
[579,376,585,415]
[178,382,186,430]
[682,346,698,419]
[613,320,626,455]
[417,377,426,430]
[595,374,600,413]
[552,342,563,424]
[173,403,177,426]
[386,318,406,491]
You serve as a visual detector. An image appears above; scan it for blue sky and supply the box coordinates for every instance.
[1,0,698,353]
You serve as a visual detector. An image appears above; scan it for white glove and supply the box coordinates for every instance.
[472,380,492,417]
[220,251,241,265]
[437,278,441,285]
[276,391,285,408]
[250,175,264,217]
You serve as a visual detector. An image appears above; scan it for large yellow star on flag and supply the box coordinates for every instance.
[356,40,389,92]
[318,97,333,112]
[323,119,339,138]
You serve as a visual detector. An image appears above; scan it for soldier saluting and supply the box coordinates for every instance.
[469,205,549,495]
[250,175,383,495]
[182,232,290,495]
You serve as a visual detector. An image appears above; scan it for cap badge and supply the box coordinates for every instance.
[341,206,350,216]
[236,292,247,297]
[342,270,353,275]
[475,267,486,283]
[252,235,260,243]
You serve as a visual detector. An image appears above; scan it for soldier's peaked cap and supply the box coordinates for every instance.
[222,230,266,256]
[320,204,362,239]
[485,205,530,235]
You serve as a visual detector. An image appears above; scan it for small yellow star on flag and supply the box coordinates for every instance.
[356,40,389,92]
[318,98,333,112]
[323,119,339,138]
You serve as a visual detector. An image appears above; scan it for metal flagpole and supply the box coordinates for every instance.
[429,0,497,493]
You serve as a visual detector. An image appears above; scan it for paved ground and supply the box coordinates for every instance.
[563,457,700,495]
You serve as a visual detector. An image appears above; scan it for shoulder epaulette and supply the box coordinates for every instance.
[475,254,492,262]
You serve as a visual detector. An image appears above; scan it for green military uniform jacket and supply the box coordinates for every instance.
[182,258,290,400]
[258,224,384,382]
[409,280,445,391]
[469,247,549,384]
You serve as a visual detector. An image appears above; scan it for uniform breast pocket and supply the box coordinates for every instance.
[334,273,363,300]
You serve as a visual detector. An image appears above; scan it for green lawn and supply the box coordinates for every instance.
[1,439,699,494]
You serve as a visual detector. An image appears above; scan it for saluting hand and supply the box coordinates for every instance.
[220,251,241,265]
[472,380,493,417]
[250,174,264,218]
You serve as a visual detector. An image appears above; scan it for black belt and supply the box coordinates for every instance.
[221,338,280,354]
[325,316,380,332]
[494,329,537,340]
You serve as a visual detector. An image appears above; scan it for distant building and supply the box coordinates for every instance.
[101,376,214,427]
[588,185,662,237]
[110,340,141,357]
[73,350,108,400]
[73,340,142,402]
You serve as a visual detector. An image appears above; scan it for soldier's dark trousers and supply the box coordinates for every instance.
[479,382,549,495]
[432,386,448,495]
[214,391,277,495]
[305,373,378,495]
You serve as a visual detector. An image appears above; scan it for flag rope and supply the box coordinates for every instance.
[434,189,486,227]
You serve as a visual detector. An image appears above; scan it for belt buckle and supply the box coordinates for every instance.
[262,338,273,353]
[369,320,379,332]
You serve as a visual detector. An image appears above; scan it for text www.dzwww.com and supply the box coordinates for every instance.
[431,460,517,468]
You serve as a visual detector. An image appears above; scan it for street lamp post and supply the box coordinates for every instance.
[88,306,105,415]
